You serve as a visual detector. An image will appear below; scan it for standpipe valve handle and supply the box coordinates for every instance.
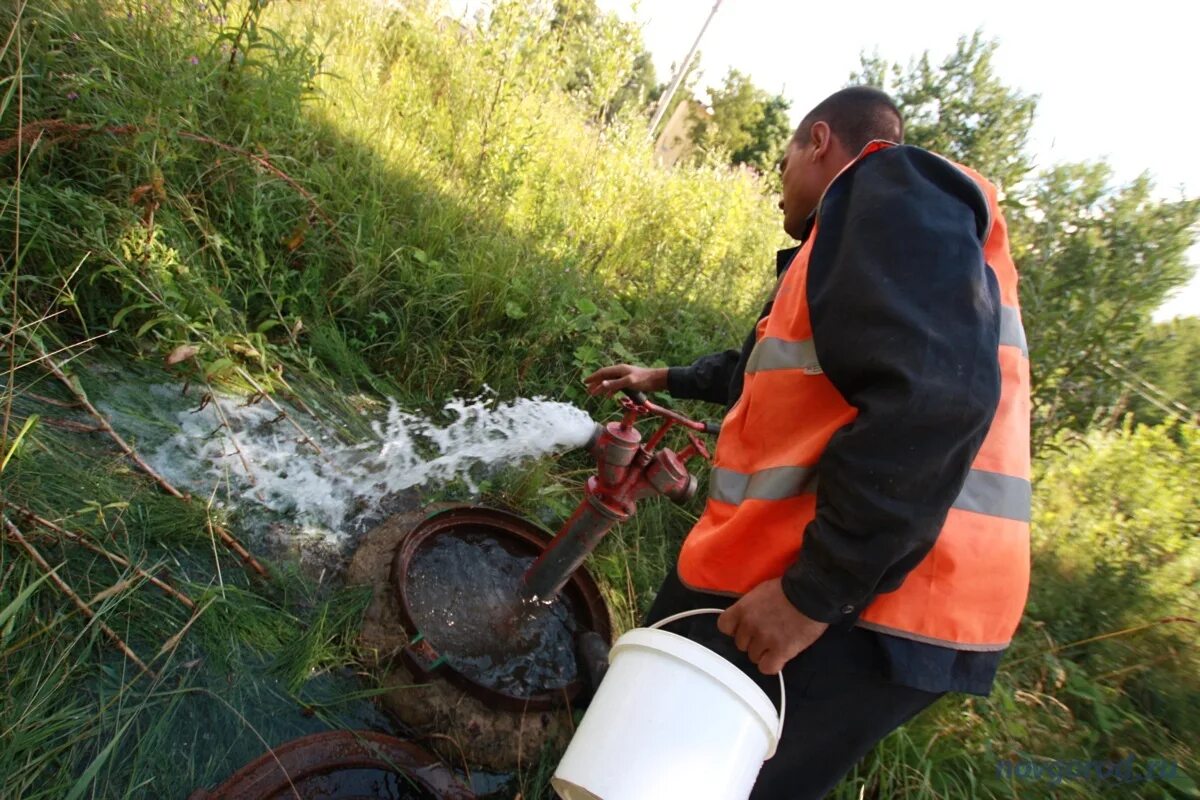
[620,388,649,405]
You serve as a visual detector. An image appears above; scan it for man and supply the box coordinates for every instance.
[585,86,1031,799]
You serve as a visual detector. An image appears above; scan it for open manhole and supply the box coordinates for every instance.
[390,506,613,712]
[187,731,475,799]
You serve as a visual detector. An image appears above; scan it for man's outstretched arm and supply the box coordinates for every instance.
[585,345,743,407]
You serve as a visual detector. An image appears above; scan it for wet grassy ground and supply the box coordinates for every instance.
[1,356,633,798]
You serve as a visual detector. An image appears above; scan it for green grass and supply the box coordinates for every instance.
[2,1,1197,798]
[0,390,389,796]
[2,0,781,404]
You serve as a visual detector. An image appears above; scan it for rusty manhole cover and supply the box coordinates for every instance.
[187,730,475,799]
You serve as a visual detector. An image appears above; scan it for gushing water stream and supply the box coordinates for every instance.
[101,386,596,548]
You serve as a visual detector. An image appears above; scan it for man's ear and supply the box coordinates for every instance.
[810,120,833,161]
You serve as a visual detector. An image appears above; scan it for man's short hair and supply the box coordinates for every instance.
[795,87,904,154]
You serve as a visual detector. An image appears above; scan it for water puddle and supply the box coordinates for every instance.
[268,767,432,799]
[404,528,579,697]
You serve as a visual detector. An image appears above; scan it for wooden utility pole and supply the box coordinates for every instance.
[647,0,725,139]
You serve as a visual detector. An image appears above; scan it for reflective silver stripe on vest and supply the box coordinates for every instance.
[745,337,822,374]
[854,620,1011,651]
[999,305,1028,357]
[748,309,1024,374]
[709,465,818,505]
[711,464,1030,523]
[952,469,1031,523]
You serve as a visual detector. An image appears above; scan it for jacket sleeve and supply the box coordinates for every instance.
[781,147,1003,624]
[667,348,743,406]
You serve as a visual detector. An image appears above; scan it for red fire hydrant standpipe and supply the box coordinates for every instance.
[521,390,719,602]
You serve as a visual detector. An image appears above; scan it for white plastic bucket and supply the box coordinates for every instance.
[551,609,785,800]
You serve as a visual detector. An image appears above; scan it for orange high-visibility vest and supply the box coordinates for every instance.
[678,141,1031,650]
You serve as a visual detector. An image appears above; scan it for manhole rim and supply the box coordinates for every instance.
[188,730,476,799]
[389,505,614,712]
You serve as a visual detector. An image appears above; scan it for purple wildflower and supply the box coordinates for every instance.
[189,55,200,66]
[67,91,79,101]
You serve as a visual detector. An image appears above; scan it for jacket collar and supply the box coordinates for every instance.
[775,245,800,276]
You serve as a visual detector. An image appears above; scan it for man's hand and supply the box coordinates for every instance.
[584,364,668,397]
[718,578,829,675]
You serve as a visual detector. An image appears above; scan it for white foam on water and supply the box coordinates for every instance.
[144,391,596,543]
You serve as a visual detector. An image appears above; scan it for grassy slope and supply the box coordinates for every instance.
[1,1,1196,798]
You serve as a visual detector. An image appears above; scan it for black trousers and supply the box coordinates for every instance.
[645,570,946,800]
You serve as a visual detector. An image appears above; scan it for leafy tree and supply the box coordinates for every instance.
[610,48,657,120]
[551,0,654,121]
[732,92,791,173]
[852,31,1037,196]
[691,69,792,173]
[1014,166,1199,436]
[1121,316,1200,425]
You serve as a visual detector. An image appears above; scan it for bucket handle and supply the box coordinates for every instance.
[650,608,786,743]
